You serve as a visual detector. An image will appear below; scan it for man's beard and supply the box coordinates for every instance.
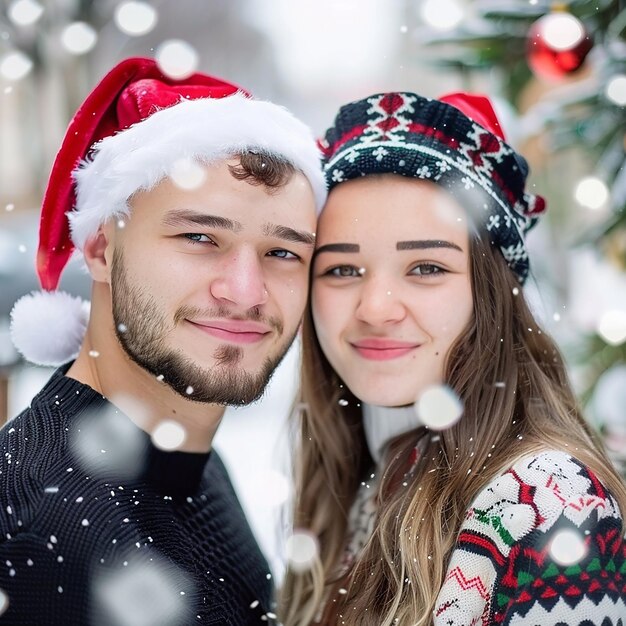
[110,250,297,405]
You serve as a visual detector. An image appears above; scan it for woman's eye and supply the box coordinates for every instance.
[328,265,359,278]
[267,249,299,260]
[410,263,443,276]
[184,233,214,244]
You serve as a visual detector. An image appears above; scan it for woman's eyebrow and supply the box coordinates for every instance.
[397,239,463,252]
[314,243,360,258]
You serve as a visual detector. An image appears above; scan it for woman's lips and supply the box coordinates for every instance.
[351,338,420,361]
[187,320,271,344]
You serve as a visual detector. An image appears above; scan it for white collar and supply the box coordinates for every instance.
[362,403,422,464]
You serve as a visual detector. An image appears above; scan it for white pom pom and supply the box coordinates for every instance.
[10,291,90,366]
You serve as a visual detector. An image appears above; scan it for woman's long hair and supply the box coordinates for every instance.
[280,231,626,626]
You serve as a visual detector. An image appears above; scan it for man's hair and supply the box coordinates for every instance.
[228,152,296,190]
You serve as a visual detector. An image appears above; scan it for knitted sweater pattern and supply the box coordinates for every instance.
[0,368,274,625]
[343,450,626,625]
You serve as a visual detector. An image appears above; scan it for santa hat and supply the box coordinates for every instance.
[320,91,546,283]
[11,57,326,366]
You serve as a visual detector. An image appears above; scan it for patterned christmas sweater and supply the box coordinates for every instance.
[341,450,626,625]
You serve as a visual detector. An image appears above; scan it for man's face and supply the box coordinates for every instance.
[107,159,317,405]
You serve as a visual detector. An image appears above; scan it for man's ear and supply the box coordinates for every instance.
[82,226,113,283]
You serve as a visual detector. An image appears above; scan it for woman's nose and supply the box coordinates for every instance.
[354,276,406,326]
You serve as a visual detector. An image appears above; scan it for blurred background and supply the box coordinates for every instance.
[0,0,625,580]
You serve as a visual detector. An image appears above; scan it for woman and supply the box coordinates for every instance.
[281,92,626,625]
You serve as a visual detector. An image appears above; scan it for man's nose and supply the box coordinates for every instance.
[209,248,269,310]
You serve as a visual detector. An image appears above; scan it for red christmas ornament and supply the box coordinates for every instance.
[526,11,593,80]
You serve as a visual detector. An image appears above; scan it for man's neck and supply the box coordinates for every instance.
[66,330,225,454]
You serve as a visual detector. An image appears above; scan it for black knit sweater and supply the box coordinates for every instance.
[0,366,274,625]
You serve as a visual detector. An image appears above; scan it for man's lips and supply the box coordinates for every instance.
[351,338,420,361]
[187,319,272,344]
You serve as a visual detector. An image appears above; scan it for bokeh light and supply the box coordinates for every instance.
[169,158,207,191]
[114,1,158,36]
[155,40,198,80]
[151,420,186,451]
[606,75,626,107]
[415,385,463,430]
[549,529,586,565]
[94,557,192,626]
[539,13,585,51]
[8,0,44,27]
[597,309,626,346]
[286,529,319,572]
[70,400,147,480]
[420,0,464,31]
[0,51,33,81]
[61,22,98,55]
[574,176,609,210]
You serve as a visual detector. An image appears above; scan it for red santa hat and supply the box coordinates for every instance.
[10,57,326,366]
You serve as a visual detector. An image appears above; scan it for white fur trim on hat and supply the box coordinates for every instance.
[69,93,326,250]
[10,291,90,366]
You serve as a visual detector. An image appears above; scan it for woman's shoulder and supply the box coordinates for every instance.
[469,448,623,535]
[434,449,626,625]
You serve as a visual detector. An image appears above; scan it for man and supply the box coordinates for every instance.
[1,57,325,625]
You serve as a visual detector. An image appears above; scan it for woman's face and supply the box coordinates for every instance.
[311,175,474,407]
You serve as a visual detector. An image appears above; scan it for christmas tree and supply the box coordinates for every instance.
[424,0,625,473]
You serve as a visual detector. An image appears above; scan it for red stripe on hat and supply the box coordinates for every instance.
[324,124,369,158]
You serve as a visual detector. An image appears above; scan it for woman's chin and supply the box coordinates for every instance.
[346,384,417,408]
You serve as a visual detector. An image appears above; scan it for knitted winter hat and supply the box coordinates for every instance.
[320,91,545,283]
[11,57,326,366]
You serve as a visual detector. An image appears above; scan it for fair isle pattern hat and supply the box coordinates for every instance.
[320,92,546,283]
[11,57,326,367]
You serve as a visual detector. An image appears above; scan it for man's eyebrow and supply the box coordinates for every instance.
[264,223,315,246]
[397,240,463,252]
[161,210,242,232]
[314,243,360,258]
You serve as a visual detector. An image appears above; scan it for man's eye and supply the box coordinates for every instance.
[184,233,213,244]
[268,249,299,260]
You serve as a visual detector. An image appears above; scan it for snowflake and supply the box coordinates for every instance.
[372,147,389,162]
[461,176,475,190]
[486,215,500,231]
[331,169,345,183]
[344,149,360,164]
[436,160,451,173]
[501,242,526,263]
[416,165,431,178]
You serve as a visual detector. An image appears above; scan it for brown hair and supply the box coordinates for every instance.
[228,151,296,190]
[280,231,626,626]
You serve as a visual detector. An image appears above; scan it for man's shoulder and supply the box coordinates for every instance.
[0,388,72,470]
[0,383,111,539]
[0,389,89,539]
[0,370,73,447]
